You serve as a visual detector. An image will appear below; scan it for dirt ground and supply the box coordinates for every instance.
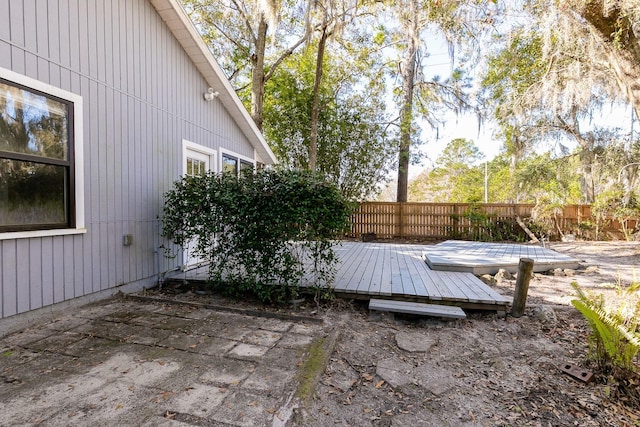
[156,240,640,426]
[294,241,640,427]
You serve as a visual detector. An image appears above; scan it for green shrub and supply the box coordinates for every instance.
[161,169,353,303]
[571,281,640,376]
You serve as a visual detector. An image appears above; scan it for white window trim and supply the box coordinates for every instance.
[219,148,255,174]
[0,67,85,241]
[182,140,217,174]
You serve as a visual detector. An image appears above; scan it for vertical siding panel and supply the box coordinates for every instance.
[138,1,146,101]
[57,0,70,68]
[147,3,154,106]
[0,0,11,69]
[125,0,134,94]
[130,97,138,279]
[8,0,24,47]
[23,0,36,51]
[83,233,92,295]
[86,78,97,226]
[87,0,98,79]
[121,95,131,282]
[49,63,60,88]
[142,105,152,278]
[59,68,73,92]
[91,231,100,293]
[0,1,10,44]
[67,0,80,74]
[0,42,10,69]
[28,239,42,310]
[24,52,37,80]
[132,0,139,99]
[77,0,89,76]
[37,55,49,84]
[41,237,54,306]
[36,0,50,57]
[103,0,114,86]
[63,236,74,298]
[16,240,29,313]
[73,235,84,297]
[109,89,118,223]
[94,82,107,222]
[108,222,116,287]
[95,0,106,83]
[52,239,64,303]
[103,85,117,288]
[98,223,108,290]
[2,240,17,317]
[118,0,127,90]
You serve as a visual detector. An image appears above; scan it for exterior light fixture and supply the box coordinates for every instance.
[203,87,219,101]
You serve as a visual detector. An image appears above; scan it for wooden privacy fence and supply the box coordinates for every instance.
[349,202,598,240]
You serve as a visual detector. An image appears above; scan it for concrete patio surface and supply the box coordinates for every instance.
[0,296,329,426]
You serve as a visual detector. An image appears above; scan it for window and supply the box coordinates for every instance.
[0,68,83,236]
[221,151,254,177]
[222,154,238,175]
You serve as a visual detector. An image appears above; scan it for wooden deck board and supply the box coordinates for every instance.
[333,242,509,310]
[379,244,392,296]
[390,245,405,296]
[355,244,377,294]
[403,249,430,297]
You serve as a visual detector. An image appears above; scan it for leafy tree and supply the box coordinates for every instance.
[263,45,393,200]
[183,0,311,130]
[567,0,640,119]
[409,138,485,202]
[481,27,620,203]
[307,0,362,170]
[388,0,498,202]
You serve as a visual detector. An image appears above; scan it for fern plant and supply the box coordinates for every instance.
[571,281,640,374]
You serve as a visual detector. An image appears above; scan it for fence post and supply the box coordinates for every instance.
[398,203,404,238]
[511,258,534,318]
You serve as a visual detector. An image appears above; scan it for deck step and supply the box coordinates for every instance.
[369,298,467,319]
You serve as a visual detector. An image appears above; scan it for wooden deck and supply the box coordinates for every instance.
[423,240,581,275]
[331,242,510,310]
[169,241,512,311]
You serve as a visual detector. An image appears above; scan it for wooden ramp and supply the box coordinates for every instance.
[369,298,467,319]
[332,242,509,311]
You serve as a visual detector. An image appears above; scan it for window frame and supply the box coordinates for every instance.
[182,140,217,176]
[0,67,85,240]
[219,148,255,177]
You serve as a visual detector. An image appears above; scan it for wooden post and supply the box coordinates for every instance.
[398,202,404,238]
[511,258,534,318]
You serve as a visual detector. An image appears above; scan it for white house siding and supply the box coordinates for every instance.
[0,0,256,319]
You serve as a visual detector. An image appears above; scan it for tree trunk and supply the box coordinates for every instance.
[396,0,418,202]
[309,26,328,171]
[580,0,640,120]
[251,17,268,131]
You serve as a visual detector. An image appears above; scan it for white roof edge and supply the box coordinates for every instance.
[149,0,277,165]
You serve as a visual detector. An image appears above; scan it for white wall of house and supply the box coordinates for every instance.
[0,0,265,320]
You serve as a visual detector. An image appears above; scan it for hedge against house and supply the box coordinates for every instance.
[161,169,353,303]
